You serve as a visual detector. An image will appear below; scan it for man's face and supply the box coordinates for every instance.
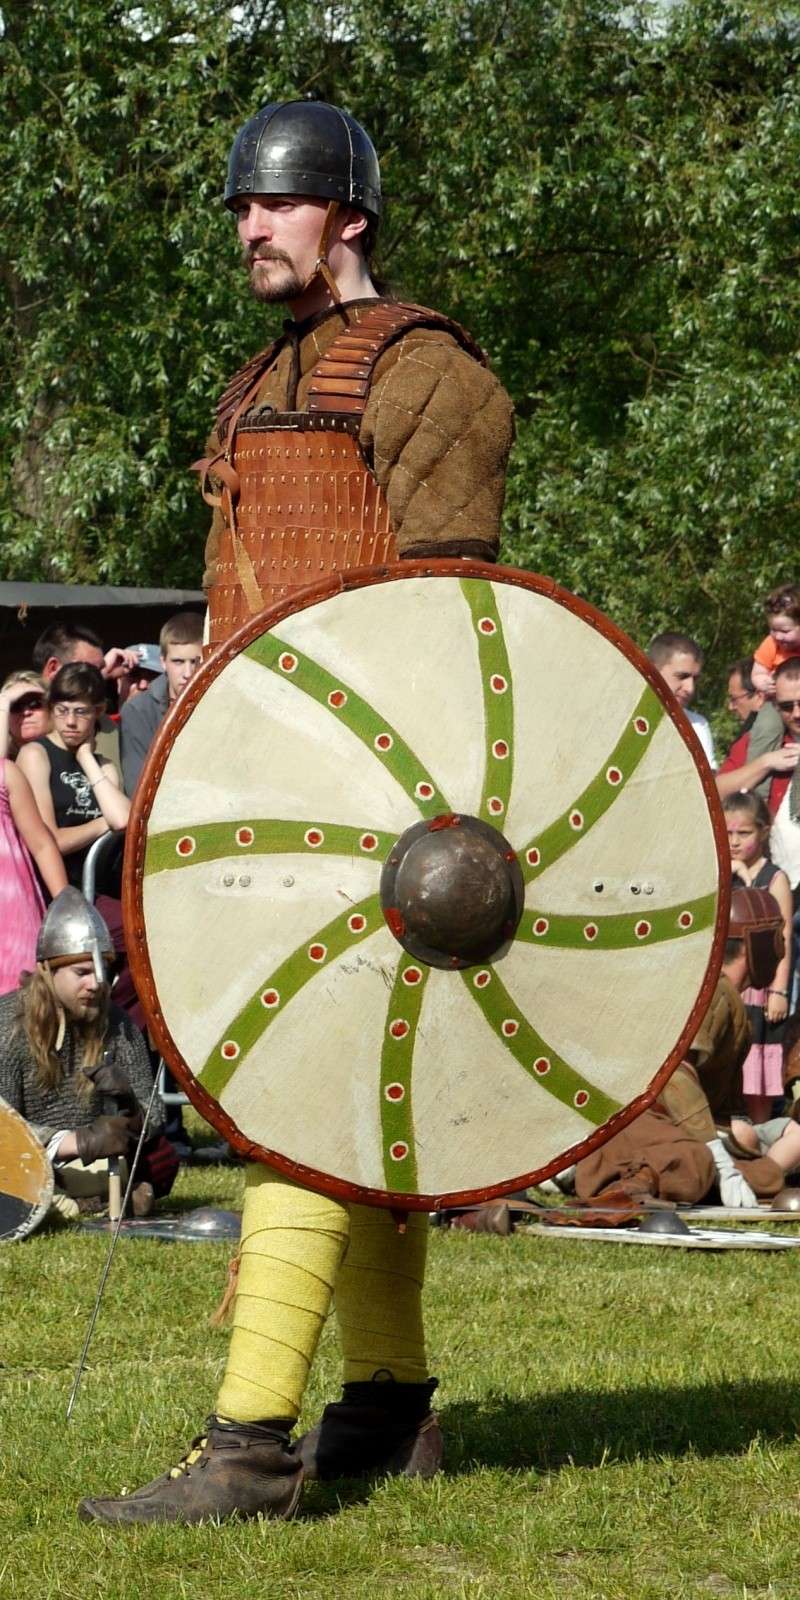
[726,670,763,723]
[234,195,331,303]
[776,674,800,740]
[657,651,702,708]
[51,960,104,1020]
[162,641,203,703]
[42,640,105,683]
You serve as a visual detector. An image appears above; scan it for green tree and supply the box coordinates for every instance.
[1,0,799,706]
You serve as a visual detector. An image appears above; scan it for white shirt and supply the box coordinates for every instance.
[770,786,800,889]
[686,709,717,770]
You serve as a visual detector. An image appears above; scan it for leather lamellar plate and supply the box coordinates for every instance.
[207,419,396,646]
[204,302,487,648]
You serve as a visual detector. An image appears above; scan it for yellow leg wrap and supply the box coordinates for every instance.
[335,1205,429,1384]
[215,1167,350,1424]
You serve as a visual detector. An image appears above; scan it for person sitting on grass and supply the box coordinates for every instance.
[576,887,800,1208]
[0,890,175,1221]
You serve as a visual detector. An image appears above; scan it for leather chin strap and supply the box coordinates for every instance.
[304,200,342,304]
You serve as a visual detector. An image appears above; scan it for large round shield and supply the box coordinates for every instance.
[0,1096,53,1242]
[125,562,728,1209]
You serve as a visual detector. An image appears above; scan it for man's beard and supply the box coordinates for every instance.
[243,245,305,304]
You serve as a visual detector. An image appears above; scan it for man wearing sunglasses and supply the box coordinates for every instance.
[717,656,800,808]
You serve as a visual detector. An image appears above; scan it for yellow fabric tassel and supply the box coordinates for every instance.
[209,1253,241,1329]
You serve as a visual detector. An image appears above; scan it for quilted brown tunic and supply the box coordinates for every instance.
[201,298,515,592]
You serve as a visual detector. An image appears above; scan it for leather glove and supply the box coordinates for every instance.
[84,1061,134,1097]
[75,1114,135,1164]
[87,1066,140,1119]
[706,1138,757,1208]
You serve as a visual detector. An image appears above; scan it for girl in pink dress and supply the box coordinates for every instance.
[0,756,67,995]
[724,790,793,1123]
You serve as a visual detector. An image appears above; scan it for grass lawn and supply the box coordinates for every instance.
[3,1147,800,1600]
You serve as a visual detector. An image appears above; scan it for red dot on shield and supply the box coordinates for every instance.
[479,617,496,635]
[533,1057,550,1076]
[328,689,347,709]
[390,1019,410,1040]
[308,943,326,962]
[349,913,367,933]
[176,836,195,856]
[390,1141,409,1161]
[385,1083,405,1102]
[279,653,297,672]
[574,1090,589,1108]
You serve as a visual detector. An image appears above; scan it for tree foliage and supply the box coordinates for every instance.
[2,0,799,692]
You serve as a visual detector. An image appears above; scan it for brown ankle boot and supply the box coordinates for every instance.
[77,1416,303,1525]
[297,1375,442,1482]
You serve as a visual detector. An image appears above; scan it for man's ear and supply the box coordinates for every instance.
[338,208,369,244]
[43,657,60,681]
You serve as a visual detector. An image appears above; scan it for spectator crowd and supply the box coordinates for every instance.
[3,583,800,1226]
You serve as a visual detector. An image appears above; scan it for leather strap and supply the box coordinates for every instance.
[306,201,342,305]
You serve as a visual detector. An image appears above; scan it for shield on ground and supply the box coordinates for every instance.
[0,1096,54,1242]
[124,562,728,1209]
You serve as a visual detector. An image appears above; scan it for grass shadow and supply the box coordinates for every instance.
[441,1379,800,1471]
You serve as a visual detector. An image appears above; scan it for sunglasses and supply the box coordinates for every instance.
[777,698,800,713]
[12,694,45,714]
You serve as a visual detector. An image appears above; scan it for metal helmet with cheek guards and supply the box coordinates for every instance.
[36,888,114,985]
[729,885,784,991]
[224,99,381,221]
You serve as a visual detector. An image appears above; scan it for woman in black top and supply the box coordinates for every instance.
[17,663,130,889]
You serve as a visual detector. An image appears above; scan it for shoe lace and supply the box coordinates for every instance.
[168,1434,208,1479]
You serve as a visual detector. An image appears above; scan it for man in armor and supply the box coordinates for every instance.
[79,99,514,1525]
[0,889,164,1220]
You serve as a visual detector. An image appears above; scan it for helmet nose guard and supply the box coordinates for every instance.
[224,99,381,220]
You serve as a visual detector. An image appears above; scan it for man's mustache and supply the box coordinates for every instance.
[244,245,294,268]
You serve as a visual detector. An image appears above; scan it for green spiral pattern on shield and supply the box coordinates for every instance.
[378,959,431,1192]
[141,576,715,1192]
[517,892,716,950]
[460,963,621,1125]
[518,685,664,883]
[246,631,449,818]
[145,820,398,877]
[199,893,381,1099]
[461,577,514,827]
